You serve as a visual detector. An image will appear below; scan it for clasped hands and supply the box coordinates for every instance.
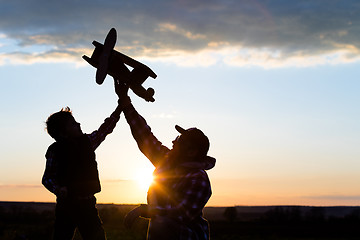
[114,78,131,107]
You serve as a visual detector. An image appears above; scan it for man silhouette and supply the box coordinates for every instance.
[117,82,216,240]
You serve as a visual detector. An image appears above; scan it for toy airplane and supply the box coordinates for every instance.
[83,28,157,102]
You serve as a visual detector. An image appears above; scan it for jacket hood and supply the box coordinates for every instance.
[180,155,216,170]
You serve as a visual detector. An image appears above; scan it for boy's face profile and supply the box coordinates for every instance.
[62,116,83,139]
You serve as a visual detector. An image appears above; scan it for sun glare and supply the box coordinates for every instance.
[135,167,154,190]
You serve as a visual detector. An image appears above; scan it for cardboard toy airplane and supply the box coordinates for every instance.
[83,28,157,102]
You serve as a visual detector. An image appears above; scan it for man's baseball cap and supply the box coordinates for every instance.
[175,125,210,156]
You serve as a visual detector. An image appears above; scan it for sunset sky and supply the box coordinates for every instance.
[1,0,360,206]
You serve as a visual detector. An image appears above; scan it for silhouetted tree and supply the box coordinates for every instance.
[344,208,360,223]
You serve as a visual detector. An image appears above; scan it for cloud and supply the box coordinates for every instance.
[304,195,360,201]
[0,49,83,65]
[1,0,360,67]
[103,179,132,183]
[0,184,42,188]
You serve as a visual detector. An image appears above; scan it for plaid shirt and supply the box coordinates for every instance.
[42,109,121,196]
[124,104,214,240]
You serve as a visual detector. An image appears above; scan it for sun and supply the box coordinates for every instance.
[135,167,154,190]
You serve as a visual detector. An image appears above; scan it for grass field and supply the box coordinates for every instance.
[1,202,359,239]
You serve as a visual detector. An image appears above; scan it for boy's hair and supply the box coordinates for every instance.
[46,107,73,141]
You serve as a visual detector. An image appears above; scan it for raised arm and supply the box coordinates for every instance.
[88,103,122,150]
[115,80,169,166]
[123,103,169,166]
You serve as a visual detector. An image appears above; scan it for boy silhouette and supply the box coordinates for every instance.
[42,83,127,240]
[117,82,216,240]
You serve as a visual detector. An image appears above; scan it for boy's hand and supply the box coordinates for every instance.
[124,204,149,228]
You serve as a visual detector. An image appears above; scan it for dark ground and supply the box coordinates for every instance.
[1,202,360,240]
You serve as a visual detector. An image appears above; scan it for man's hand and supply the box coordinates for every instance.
[124,204,149,228]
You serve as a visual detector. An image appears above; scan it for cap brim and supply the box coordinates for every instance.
[175,125,186,134]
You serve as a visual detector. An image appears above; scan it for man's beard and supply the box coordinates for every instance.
[168,148,183,165]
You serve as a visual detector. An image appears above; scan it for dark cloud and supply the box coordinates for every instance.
[1,0,360,65]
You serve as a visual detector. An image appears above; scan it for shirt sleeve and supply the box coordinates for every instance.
[42,146,61,195]
[88,107,121,150]
[123,104,169,167]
